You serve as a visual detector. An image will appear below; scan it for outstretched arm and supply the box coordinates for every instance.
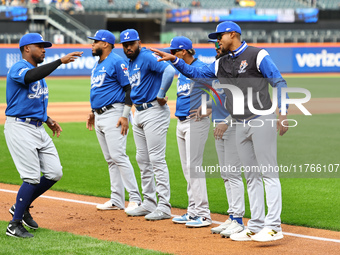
[25,51,83,84]
[151,48,216,79]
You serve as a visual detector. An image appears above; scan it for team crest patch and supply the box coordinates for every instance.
[238,60,248,73]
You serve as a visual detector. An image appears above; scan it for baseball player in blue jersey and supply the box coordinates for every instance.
[4,33,82,238]
[198,43,245,236]
[120,29,176,220]
[86,30,142,212]
[152,21,289,242]
[164,36,212,228]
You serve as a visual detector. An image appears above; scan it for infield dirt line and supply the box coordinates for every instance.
[2,188,339,244]
[1,183,340,255]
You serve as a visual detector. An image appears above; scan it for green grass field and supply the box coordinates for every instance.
[0,221,168,255]
[0,76,339,253]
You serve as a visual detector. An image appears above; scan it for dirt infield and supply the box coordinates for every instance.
[1,183,339,254]
[0,98,340,124]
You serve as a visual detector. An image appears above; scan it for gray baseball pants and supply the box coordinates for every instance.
[215,125,245,218]
[133,102,171,215]
[95,104,141,209]
[235,114,282,232]
[177,117,211,220]
[4,117,63,184]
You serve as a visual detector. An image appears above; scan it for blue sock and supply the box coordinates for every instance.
[28,176,57,206]
[229,215,234,220]
[13,182,37,221]
[233,217,243,225]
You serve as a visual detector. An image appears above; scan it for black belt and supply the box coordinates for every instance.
[134,99,157,111]
[92,104,115,114]
[178,116,189,121]
[15,117,43,127]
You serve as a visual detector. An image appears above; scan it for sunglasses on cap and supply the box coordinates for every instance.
[170,49,183,55]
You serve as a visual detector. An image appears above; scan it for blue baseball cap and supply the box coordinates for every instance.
[164,36,193,50]
[208,21,242,39]
[19,33,52,48]
[88,30,115,45]
[120,29,140,43]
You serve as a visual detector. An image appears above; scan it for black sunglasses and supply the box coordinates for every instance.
[170,49,183,55]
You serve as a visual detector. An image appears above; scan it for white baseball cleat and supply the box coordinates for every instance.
[145,209,171,221]
[220,220,244,238]
[230,228,256,241]
[251,227,284,242]
[96,201,121,210]
[124,201,141,213]
[211,218,232,234]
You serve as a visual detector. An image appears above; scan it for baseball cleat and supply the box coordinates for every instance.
[125,205,151,216]
[230,228,256,241]
[145,209,171,221]
[185,216,212,228]
[211,218,232,234]
[220,220,244,238]
[96,201,122,210]
[251,227,284,242]
[172,213,191,224]
[124,201,141,213]
[6,220,34,238]
[9,204,38,230]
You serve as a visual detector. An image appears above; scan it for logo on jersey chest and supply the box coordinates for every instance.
[91,73,106,88]
[28,81,48,99]
[238,60,248,74]
[128,71,141,88]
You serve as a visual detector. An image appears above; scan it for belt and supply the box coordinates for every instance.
[15,117,44,127]
[178,116,190,121]
[92,104,115,114]
[134,99,157,111]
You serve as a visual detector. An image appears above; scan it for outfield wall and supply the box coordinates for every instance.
[1,43,339,76]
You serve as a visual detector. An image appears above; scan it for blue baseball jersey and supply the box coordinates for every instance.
[5,59,49,121]
[175,59,209,117]
[211,81,230,122]
[90,52,130,109]
[127,47,169,105]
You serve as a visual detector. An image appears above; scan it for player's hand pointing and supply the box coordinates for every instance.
[61,51,83,64]
[116,117,129,136]
[150,48,176,62]
[46,117,62,138]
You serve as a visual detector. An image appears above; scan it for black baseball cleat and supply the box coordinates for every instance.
[6,220,34,238]
[9,204,39,230]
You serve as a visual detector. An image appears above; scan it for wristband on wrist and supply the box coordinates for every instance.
[122,105,131,118]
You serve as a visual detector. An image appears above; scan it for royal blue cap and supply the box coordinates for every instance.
[88,30,115,45]
[208,21,242,39]
[120,29,140,43]
[19,33,52,48]
[164,36,193,50]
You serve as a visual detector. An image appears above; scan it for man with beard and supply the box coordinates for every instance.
[87,30,142,213]
[120,28,176,221]
[5,33,82,238]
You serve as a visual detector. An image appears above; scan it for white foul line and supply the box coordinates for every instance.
[1,188,340,244]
